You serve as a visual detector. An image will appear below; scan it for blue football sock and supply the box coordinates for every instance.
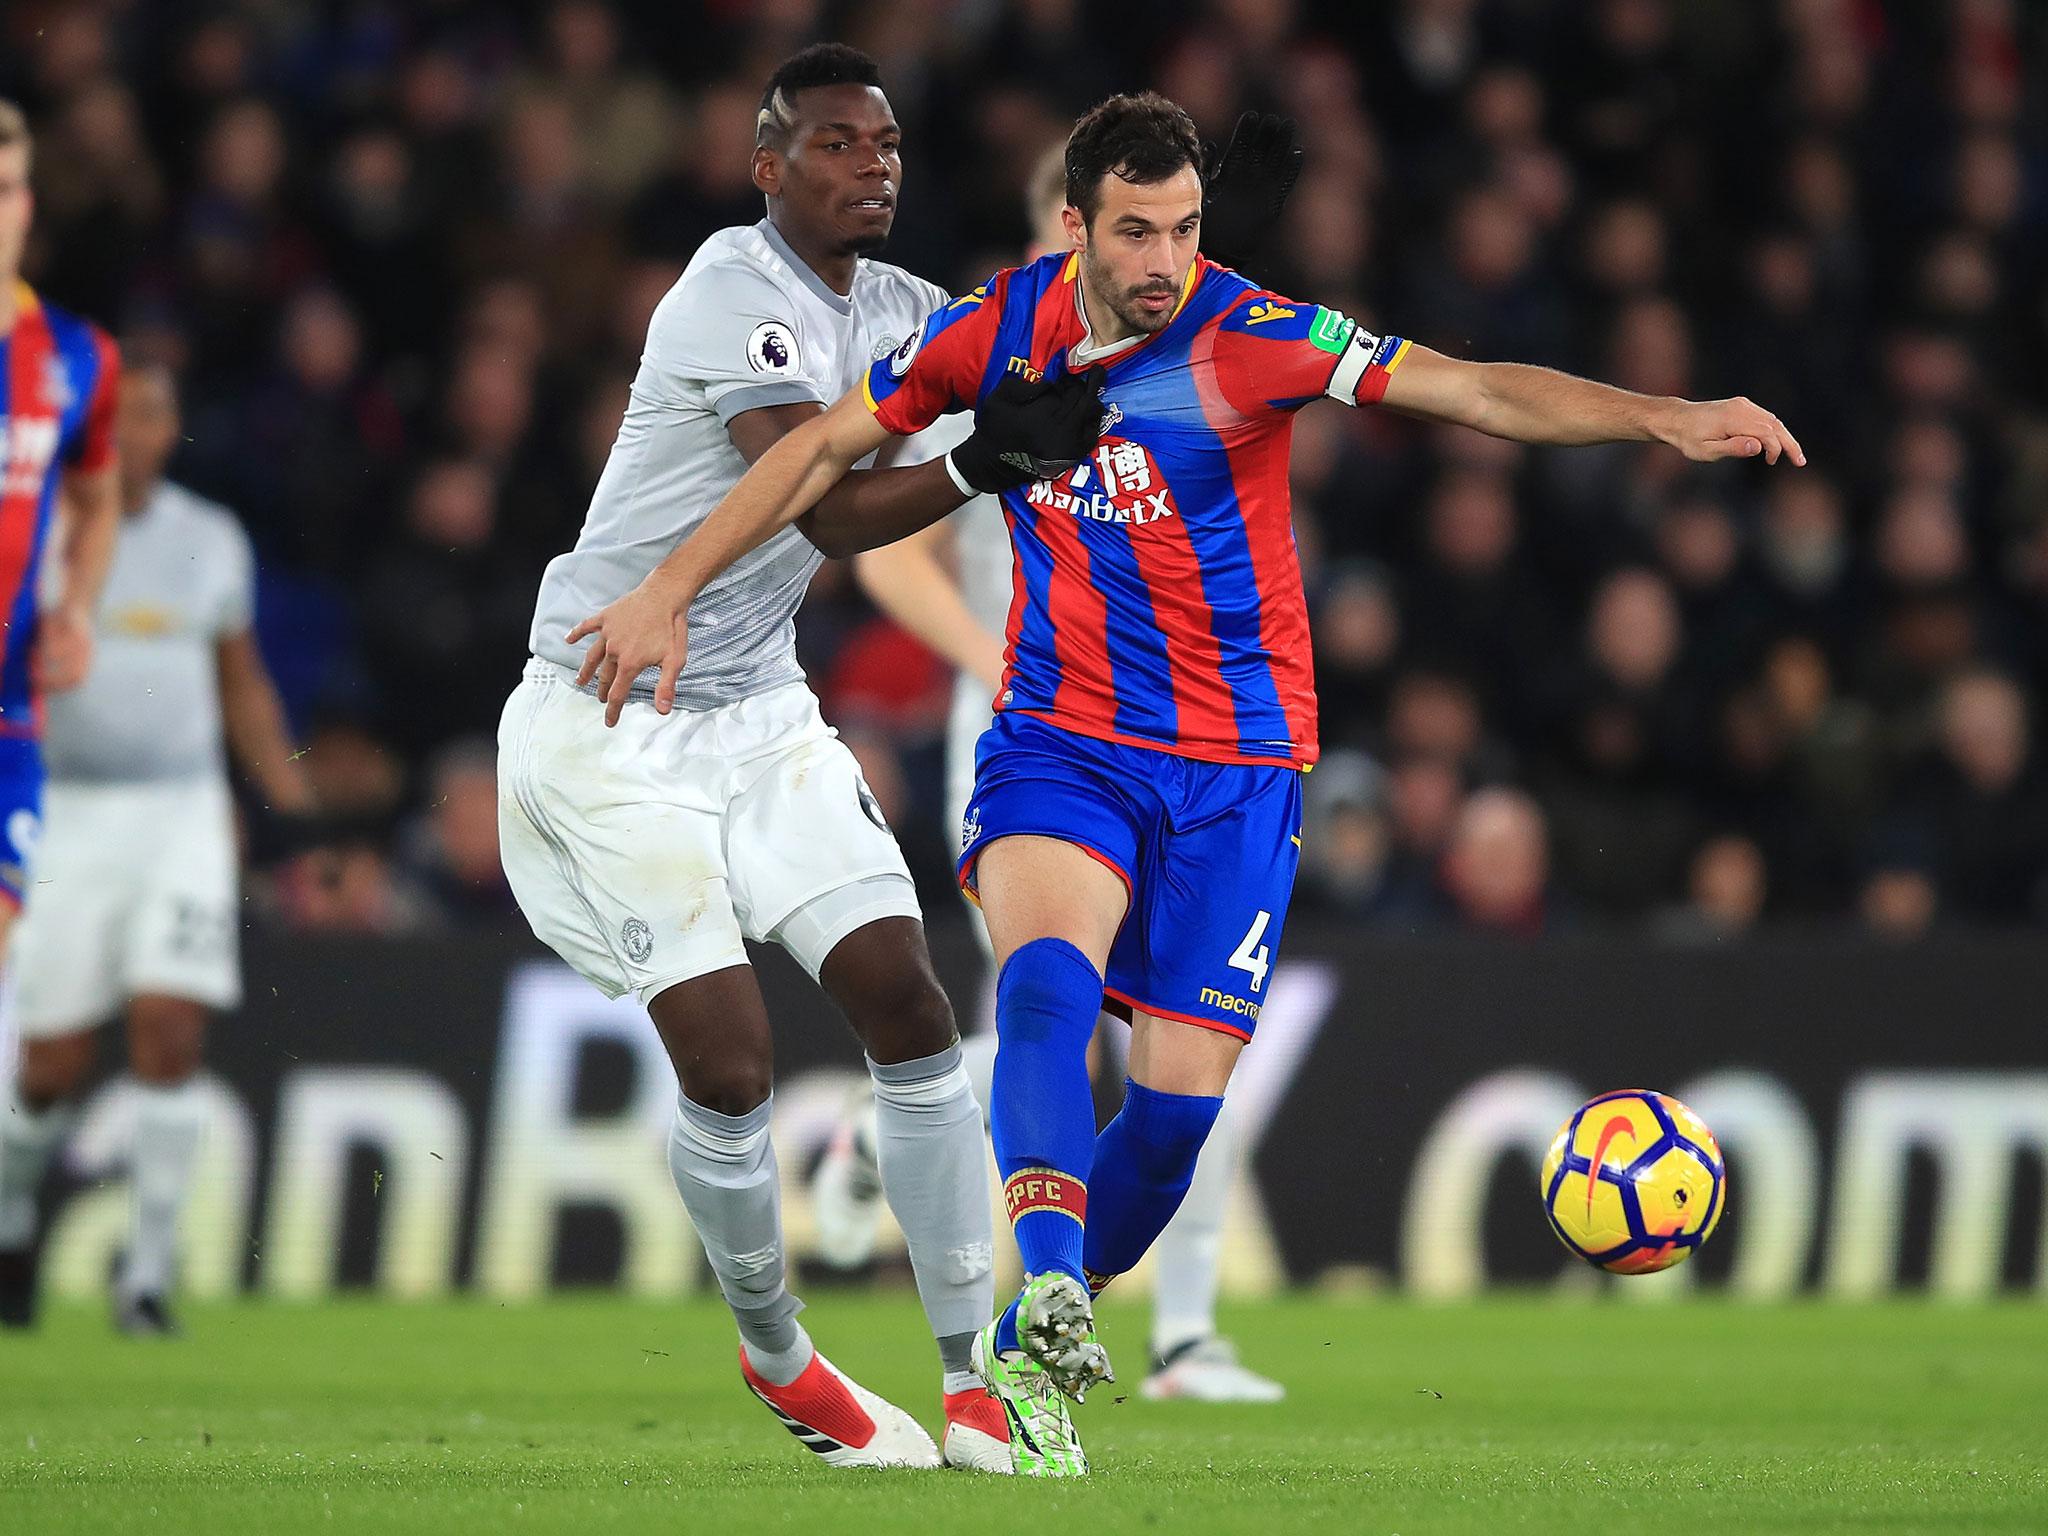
[988,937,1102,1345]
[1081,1079,1224,1292]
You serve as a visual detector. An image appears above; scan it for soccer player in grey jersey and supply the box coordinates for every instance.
[499,45,1099,1472]
[0,362,313,1334]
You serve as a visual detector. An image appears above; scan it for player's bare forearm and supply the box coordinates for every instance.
[1381,347,1806,466]
[54,465,121,615]
[33,466,122,692]
[726,398,968,559]
[1451,362,1669,445]
[798,458,968,558]
[656,391,891,607]
[568,391,893,724]
[218,629,315,812]
[853,522,1005,691]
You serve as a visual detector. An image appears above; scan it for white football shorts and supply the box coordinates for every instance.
[497,658,921,1002]
[10,776,242,1036]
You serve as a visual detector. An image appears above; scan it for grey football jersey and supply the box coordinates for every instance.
[529,219,951,708]
[953,489,1013,636]
[945,483,1015,731]
[44,481,254,783]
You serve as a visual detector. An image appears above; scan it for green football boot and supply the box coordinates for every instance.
[970,1312,1088,1477]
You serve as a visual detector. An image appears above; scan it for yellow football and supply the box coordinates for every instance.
[1541,1090,1726,1274]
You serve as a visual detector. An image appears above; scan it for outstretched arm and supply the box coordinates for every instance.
[569,364,1108,725]
[569,391,890,723]
[726,401,973,560]
[1379,345,1806,465]
[36,462,122,693]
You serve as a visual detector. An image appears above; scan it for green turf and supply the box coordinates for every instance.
[2,1293,2043,1535]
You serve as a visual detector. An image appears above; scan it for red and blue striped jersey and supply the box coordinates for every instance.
[0,282,120,737]
[865,252,1409,768]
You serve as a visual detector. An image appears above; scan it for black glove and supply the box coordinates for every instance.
[1202,111,1304,278]
[947,364,1109,493]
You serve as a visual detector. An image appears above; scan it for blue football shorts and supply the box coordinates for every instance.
[957,711,1303,1040]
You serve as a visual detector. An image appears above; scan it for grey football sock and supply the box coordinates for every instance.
[122,1079,207,1299]
[667,1093,810,1381]
[958,1032,998,1130]
[869,1044,995,1351]
[1149,1097,1238,1357]
[0,1088,73,1251]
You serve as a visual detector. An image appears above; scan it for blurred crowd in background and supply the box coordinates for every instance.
[4,0,2045,941]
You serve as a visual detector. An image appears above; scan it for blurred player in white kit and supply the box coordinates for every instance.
[812,147,1286,1404]
[0,361,313,1332]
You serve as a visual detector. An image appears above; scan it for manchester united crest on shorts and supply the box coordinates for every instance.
[620,917,654,964]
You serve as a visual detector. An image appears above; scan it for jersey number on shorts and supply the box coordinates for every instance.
[1228,910,1272,993]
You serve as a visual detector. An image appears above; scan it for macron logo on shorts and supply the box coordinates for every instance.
[1198,987,1260,1020]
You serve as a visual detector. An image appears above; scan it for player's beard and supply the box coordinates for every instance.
[1081,247,1178,337]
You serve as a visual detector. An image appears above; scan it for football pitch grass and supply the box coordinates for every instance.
[3,1294,2043,1534]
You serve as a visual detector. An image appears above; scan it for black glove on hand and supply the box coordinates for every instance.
[948,364,1109,493]
[1201,111,1305,278]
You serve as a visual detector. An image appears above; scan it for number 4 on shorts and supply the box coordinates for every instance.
[1228,910,1272,993]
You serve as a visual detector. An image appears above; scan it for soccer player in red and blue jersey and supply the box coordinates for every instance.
[0,97,124,1324]
[568,92,1804,1472]
[0,103,122,905]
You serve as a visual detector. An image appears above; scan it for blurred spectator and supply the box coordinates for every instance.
[1756,473,1859,660]
[1382,753,1467,906]
[402,740,518,927]
[293,720,406,823]
[1299,752,1388,914]
[1536,568,1698,916]
[1654,833,1769,944]
[191,286,405,576]
[1399,467,1555,726]
[1884,670,2048,924]
[1439,788,1556,938]
[1859,860,1940,943]
[1651,491,1755,687]
[265,841,434,935]
[1312,563,1402,739]
[513,1,678,207]
[28,79,161,319]
[358,460,535,755]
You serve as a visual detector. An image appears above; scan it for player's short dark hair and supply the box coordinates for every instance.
[756,44,885,149]
[1064,93,1203,224]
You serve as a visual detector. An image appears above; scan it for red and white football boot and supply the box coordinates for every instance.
[941,1386,1014,1472]
[739,1347,941,1469]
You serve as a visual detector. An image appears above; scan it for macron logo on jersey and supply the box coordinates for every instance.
[1025,437,1178,526]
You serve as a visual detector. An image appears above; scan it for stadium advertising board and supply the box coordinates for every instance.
[22,932,2046,1302]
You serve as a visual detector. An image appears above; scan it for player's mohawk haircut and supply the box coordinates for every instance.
[756,44,885,150]
[1065,92,1203,222]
